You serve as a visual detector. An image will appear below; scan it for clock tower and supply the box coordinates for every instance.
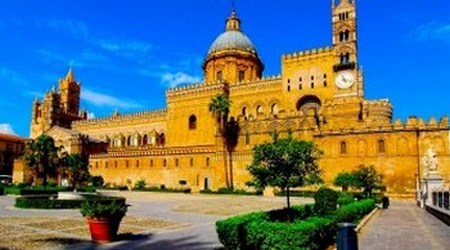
[331,0,361,97]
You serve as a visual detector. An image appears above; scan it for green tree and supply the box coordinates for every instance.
[333,171,356,192]
[247,135,322,209]
[62,153,90,188]
[209,93,239,188]
[352,165,383,197]
[23,134,63,186]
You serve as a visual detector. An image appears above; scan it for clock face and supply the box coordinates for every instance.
[335,71,355,89]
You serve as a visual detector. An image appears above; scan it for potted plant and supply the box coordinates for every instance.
[80,200,128,244]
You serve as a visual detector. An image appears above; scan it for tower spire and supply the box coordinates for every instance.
[226,0,241,31]
[65,68,75,82]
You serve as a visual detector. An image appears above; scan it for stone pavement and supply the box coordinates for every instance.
[359,200,450,250]
[0,191,312,250]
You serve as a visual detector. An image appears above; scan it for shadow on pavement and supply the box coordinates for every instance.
[109,235,218,250]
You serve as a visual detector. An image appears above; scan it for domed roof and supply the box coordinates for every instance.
[208,30,256,54]
[207,10,258,56]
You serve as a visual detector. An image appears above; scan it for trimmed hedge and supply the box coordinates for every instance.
[3,185,96,196]
[314,187,338,215]
[15,195,125,209]
[245,217,335,250]
[216,199,375,250]
[200,187,262,196]
[216,211,267,250]
[332,199,375,224]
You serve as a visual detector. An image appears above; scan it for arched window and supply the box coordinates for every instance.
[216,70,223,81]
[206,157,210,167]
[242,107,247,117]
[378,139,386,153]
[238,70,245,81]
[190,158,194,167]
[344,30,350,41]
[189,115,197,130]
[159,133,166,146]
[142,134,148,145]
[271,104,279,115]
[296,95,321,113]
[340,53,350,64]
[340,141,347,154]
[256,105,263,115]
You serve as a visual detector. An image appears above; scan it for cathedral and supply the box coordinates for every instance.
[20,1,450,194]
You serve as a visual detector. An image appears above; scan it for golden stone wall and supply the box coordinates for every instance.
[26,1,450,195]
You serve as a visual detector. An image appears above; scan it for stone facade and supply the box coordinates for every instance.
[29,1,450,194]
[0,133,25,176]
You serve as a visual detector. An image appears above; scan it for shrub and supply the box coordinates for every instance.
[216,199,375,250]
[80,200,127,218]
[314,187,338,215]
[89,176,105,188]
[216,211,267,250]
[275,189,317,198]
[200,187,261,196]
[15,196,125,209]
[134,179,146,190]
[245,217,335,250]
[267,204,313,222]
[337,192,355,207]
[333,199,375,223]
[75,186,96,193]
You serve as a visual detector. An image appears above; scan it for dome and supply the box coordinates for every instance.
[208,30,257,54]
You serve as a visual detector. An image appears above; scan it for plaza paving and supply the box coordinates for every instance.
[359,200,450,250]
[0,191,312,250]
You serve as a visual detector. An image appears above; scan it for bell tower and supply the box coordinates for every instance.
[59,68,80,115]
[332,0,358,71]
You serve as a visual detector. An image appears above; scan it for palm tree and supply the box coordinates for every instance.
[23,134,63,186]
[209,93,232,188]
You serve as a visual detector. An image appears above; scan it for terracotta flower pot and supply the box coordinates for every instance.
[86,216,123,244]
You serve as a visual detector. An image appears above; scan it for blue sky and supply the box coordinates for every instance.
[0,0,449,137]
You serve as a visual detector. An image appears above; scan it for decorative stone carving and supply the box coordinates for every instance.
[422,148,438,174]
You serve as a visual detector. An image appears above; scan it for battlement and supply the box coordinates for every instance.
[73,109,167,125]
[231,75,281,91]
[282,46,333,61]
[166,81,227,98]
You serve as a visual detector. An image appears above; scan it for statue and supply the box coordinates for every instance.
[422,148,438,173]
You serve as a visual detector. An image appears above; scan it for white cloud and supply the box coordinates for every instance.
[0,67,29,86]
[161,72,201,88]
[415,21,450,42]
[81,89,142,109]
[37,19,89,40]
[0,124,16,135]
